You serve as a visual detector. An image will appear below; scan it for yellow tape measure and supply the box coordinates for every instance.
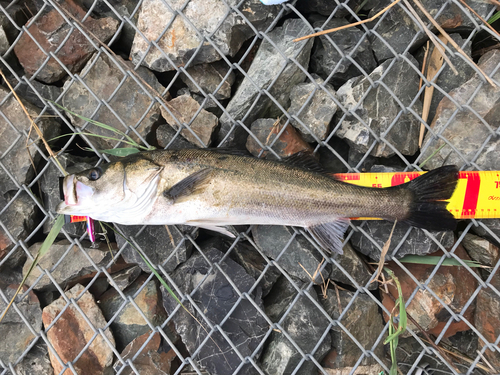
[334,171,500,220]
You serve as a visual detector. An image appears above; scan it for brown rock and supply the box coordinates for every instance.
[161,95,218,147]
[462,233,500,267]
[42,284,115,375]
[246,118,312,159]
[382,245,477,338]
[14,0,119,83]
[114,332,178,374]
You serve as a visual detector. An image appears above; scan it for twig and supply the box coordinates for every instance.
[372,220,397,283]
[403,0,457,75]
[265,117,282,145]
[472,43,500,58]
[458,0,500,42]
[419,41,430,147]
[476,350,498,373]
[412,0,496,87]
[333,281,342,314]
[293,0,402,42]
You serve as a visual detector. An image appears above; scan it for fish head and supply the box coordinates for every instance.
[56,156,163,222]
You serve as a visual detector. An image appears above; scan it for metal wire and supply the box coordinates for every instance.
[0,0,499,374]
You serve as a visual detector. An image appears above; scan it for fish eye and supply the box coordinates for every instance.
[88,167,102,181]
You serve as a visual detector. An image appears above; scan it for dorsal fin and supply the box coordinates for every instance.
[283,151,325,173]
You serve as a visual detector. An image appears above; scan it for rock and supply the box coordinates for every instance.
[461,233,500,267]
[109,265,142,291]
[99,274,169,351]
[317,137,350,174]
[335,54,422,158]
[181,61,235,100]
[330,242,375,290]
[415,34,475,123]
[288,75,338,142]
[297,0,372,17]
[321,289,385,368]
[22,240,117,291]
[218,18,314,147]
[475,268,500,369]
[113,332,177,375]
[323,365,384,375]
[61,54,164,150]
[420,50,500,170]
[115,224,192,273]
[347,148,378,172]
[246,118,312,159]
[0,284,42,366]
[40,153,96,237]
[14,0,119,83]
[0,192,38,269]
[310,18,376,86]
[42,284,115,375]
[350,221,454,261]
[13,79,62,113]
[14,343,54,375]
[162,244,268,375]
[130,0,281,71]
[160,95,218,147]
[264,275,306,322]
[472,220,500,246]
[252,225,330,283]
[155,123,195,149]
[229,241,281,297]
[382,245,477,337]
[260,279,331,374]
[0,85,60,196]
[368,0,492,62]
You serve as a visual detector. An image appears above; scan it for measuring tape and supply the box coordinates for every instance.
[335,170,500,219]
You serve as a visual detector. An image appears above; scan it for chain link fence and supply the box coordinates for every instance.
[1,0,500,374]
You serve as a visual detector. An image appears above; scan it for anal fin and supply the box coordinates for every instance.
[186,220,236,238]
[307,219,350,255]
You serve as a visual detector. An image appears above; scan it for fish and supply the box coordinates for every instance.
[56,149,458,254]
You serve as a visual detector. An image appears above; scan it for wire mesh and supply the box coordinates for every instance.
[0,0,499,374]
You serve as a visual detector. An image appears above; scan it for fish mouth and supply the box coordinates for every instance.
[58,175,94,209]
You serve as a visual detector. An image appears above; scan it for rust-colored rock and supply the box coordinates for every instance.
[14,0,118,83]
[382,244,477,338]
[42,284,115,374]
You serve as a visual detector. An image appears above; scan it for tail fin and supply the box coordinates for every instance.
[401,166,459,231]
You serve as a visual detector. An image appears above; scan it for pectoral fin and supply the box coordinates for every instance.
[307,219,350,255]
[164,168,213,203]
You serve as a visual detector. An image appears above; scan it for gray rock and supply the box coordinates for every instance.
[99,274,169,351]
[288,75,338,142]
[260,279,331,375]
[218,18,314,147]
[415,34,475,124]
[420,50,500,170]
[181,61,235,100]
[263,275,306,322]
[368,0,492,62]
[160,95,218,147]
[22,240,114,291]
[335,54,422,158]
[321,290,385,368]
[461,233,500,267]
[40,153,96,237]
[61,54,164,150]
[162,245,268,375]
[473,220,500,246]
[317,138,349,174]
[115,224,192,273]
[0,284,42,366]
[246,118,313,159]
[330,242,375,290]
[252,225,331,283]
[350,221,454,261]
[229,241,281,297]
[13,80,62,113]
[109,265,142,291]
[155,123,195,149]
[347,149,378,172]
[0,85,60,196]
[0,192,38,269]
[310,18,376,86]
[130,0,281,71]
[297,0,374,17]
[370,164,399,173]
[14,343,54,375]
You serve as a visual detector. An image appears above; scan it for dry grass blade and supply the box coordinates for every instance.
[412,0,496,87]
[372,220,397,283]
[419,34,448,147]
[458,0,500,41]
[265,117,282,145]
[476,350,498,373]
[293,0,402,42]
[403,0,457,75]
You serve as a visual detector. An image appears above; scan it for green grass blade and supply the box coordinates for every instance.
[49,132,145,149]
[98,148,141,157]
[488,11,500,24]
[0,214,64,323]
[399,255,486,268]
[418,142,447,169]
